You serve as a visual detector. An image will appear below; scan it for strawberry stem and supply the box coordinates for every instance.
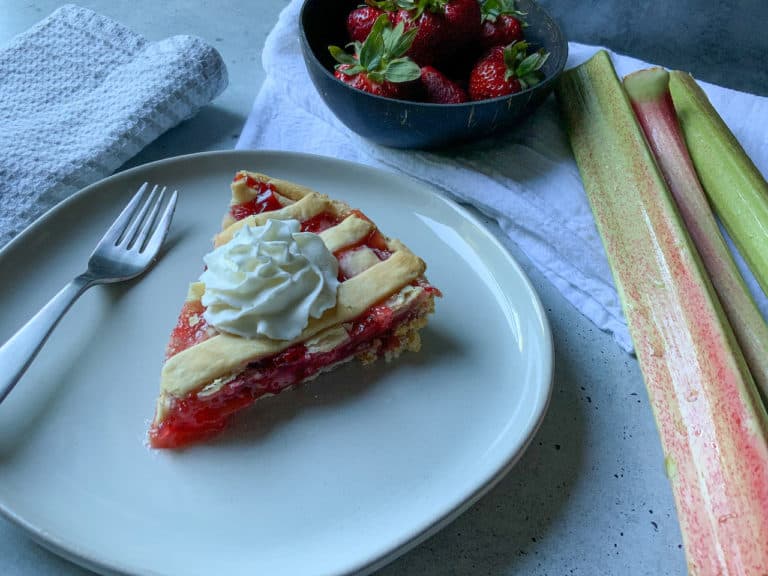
[367,0,445,19]
[480,0,526,23]
[502,41,548,87]
[329,15,420,84]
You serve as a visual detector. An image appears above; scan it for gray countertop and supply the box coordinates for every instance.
[1,1,766,575]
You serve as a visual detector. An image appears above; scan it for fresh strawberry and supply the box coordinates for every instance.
[479,0,526,48]
[420,65,468,103]
[443,0,482,50]
[468,40,548,100]
[329,15,422,98]
[347,6,389,43]
[480,14,523,48]
[436,46,481,86]
[369,0,481,65]
[391,7,447,65]
[333,64,407,97]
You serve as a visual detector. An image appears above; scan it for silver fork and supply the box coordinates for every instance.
[0,183,178,404]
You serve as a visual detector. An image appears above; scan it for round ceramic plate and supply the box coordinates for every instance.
[0,151,553,576]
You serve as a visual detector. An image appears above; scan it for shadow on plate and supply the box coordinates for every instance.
[204,325,461,448]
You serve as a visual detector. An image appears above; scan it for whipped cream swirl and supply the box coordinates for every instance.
[200,219,339,340]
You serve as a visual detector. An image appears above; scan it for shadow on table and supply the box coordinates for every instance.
[207,325,461,448]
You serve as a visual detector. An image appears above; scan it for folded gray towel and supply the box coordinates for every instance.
[0,4,228,246]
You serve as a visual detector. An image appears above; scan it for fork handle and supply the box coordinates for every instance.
[0,273,95,404]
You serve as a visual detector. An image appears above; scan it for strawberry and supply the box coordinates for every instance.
[391,7,447,65]
[442,0,482,50]
[468,40,548,100]
[333,64,410,98]
[420,65,469,103]
[479,0,526,48]
[346,6,389,43]
[480,14,523,48]
[329,15,422,98]
[370,0,481,65]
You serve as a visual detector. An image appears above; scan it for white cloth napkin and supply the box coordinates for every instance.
[0,4,228,247]
[237,0,768,352]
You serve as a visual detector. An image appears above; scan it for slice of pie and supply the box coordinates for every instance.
[149,170,441,448]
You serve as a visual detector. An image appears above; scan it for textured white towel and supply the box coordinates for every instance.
[237,0,768,352]
[0,4,228,246]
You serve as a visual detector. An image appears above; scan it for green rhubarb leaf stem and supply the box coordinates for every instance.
[669,71,768,298]
[555,50,768,575]
[624,67,768,406]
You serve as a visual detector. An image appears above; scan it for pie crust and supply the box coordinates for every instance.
[149,171,440,448]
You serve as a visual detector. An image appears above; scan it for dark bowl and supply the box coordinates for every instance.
[299,0,568,149]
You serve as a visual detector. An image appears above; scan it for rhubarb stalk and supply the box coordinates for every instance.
[556,51,768,575]
[623,67,768,405]
[668,71,768,297]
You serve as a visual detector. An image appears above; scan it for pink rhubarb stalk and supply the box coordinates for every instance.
[556,51,768,575]
[624,67,768,406]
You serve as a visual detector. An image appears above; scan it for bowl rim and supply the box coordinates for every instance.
[298,0,569,108]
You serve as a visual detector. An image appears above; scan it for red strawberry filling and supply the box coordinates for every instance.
[165,300,212,359]
[149,300,432,449]
[229,176,283,220]
[150,186,439,449]
[301,212,341,234]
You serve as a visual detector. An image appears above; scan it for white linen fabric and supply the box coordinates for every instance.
[0,4,228,246]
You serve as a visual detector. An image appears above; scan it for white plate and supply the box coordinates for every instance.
[0,151,553,576]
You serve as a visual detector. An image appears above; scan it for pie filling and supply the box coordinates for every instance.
[149,290,435,449]
[149,171,440,449]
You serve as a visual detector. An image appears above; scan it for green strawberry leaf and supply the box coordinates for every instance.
[366,0,399,10]
[328,45,357,65]
[502,40,528,75]
[383,58,422,82]
[367,0,416,10]
[367,70,385,83]
[516,49,549,77]
[518,72,542,90]
[395,0,418,9]
[481,0,526,22]
[507,40,529,59]
[359,14,390,69]
[381,20,401,54]
[389,23,418,57]
[337,63,366,76]
[368,0,421,18]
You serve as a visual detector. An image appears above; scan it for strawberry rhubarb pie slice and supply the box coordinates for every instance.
[149,171,441,448]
